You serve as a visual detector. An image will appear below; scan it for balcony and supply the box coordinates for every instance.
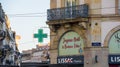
[47,4,88,21]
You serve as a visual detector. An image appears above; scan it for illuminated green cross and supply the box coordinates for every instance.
[34,29,47,42]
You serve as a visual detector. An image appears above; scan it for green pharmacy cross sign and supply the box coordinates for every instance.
[34,29,47,42]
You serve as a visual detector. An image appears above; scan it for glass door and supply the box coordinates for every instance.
[65,0,77,7]
[65,0,77,18]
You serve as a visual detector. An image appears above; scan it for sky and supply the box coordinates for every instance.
[0,0,50,52]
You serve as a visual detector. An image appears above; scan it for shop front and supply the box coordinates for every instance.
[58,30,84,67]
[108,26,120,67]
[109,55,120,67]
[57,56,84,67]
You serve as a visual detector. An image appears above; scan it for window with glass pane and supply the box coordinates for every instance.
[65,0,77,7]
[72,0,77,6]
[65,0,77,18]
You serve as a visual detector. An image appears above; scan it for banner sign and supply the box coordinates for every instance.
[109,55,120,64]
[57,56,84,64]
[59,31,84,56]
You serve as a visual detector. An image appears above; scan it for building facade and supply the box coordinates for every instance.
[46,0,120,67]
[0,3,21,66]
[22,44,50,63]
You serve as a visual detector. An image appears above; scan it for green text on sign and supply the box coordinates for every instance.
[34,29,47,42]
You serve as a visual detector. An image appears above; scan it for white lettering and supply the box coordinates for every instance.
[61,58,65,63]
[111,56,120,62]
[117,57,120,62]
[58,59,60,63]
[115,57,117,62]
[58,58,73,63]
[111,57,114,62]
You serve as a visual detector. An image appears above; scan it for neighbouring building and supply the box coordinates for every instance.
[46,0,120,67]
[0,3,21,65]
[22,44,50,63]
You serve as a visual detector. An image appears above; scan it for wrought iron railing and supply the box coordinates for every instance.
[47,4,88,21]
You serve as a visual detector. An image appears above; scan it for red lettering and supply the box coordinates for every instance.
[62,37,81,49]
[66,45,73,48]
[63,38,73,44]
[62,44,73,49]
[74,44,80,48]
[74,37,80,42]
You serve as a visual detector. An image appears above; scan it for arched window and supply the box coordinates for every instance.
[109,30,120,54]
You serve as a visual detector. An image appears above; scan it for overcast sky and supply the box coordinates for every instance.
[0,0,50,52]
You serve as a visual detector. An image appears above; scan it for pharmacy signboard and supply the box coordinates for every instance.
[59,31,84,56]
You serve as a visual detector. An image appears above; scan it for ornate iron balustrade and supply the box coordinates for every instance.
[47,4,88,21]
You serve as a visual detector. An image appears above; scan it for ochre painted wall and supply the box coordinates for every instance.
[50,0,57,9]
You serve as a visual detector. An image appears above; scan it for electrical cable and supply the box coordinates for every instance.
[19,41,35,45]
[6,6,120,18]
[5,6,120,44]
[7,12,46,16]
[8,15,47,17]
